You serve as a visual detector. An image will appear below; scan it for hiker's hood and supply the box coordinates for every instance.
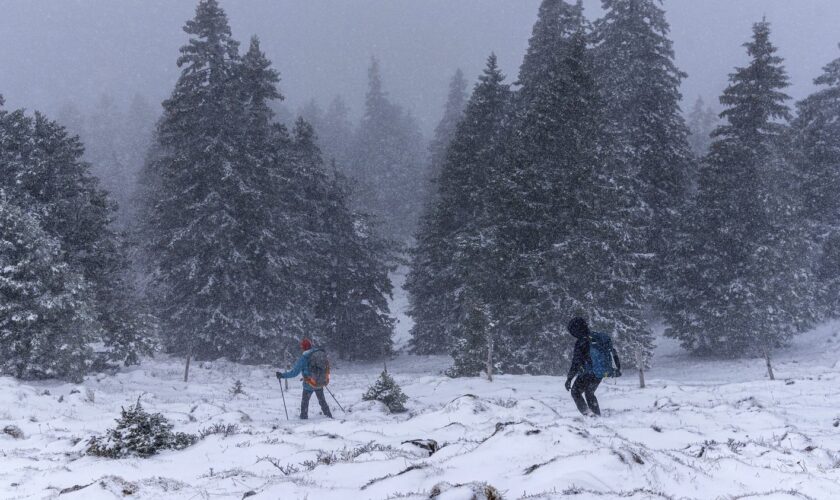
[567,317,590,339]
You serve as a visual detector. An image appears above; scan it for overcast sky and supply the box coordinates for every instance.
[1,0,838,134]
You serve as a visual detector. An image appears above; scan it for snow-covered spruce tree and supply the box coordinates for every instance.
[664,21,815,376]
[792,46,840,319]
[426,69,469,196]
[87,399,197,458]
[406,55,512,360]
[141,1,296,367]
[447,292,498,379]
[0,197,98,382]
[498,0,649,375]
[350,58,426,240]
[405,207,455,356]
[404,68,467,354]
[687,96,719,159]
[239,35,310,361]
[363,368,408,413]
[85,95,132,224]
[291,120,396,361]
[318,96,355,170]
[593,0,695,312]
[0,102,153,368]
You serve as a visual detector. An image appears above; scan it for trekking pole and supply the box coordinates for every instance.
[278,376,289,420]
[325,386,346,414]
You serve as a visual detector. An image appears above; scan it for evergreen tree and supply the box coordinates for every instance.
[317,171,396,361]
[407,55,512,359]
[687,96,719,158]
[56,102,86,142]
[500,0,650,375]
[0,104,153,368]
[299,99,324,133]
[141,0,288,364]
[351,58,426,240]
[319,96,354,170]
[362,368,408,413]
[291,120,396,361]
[426,69,468,194]
[664,21,815,376]
[87,399,197,458]
[85,94,129,217]
[593,0,695,311]
[0,197,97,382]
[792,46,840,317]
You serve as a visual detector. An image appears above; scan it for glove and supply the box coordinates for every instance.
[564,378,572,391]
[275,371,283,382]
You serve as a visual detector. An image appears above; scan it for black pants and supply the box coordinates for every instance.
[301,389,332,419]
[571,374,602,416]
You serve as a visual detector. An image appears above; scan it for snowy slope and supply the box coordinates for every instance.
[1,323,839,499]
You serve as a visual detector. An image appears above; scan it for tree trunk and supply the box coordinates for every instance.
[764,349,775,381]
[636,350,646,389]
[183,353,191,383]
[486,332,494,382]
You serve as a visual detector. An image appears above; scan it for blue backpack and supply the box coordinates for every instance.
[586,332,621,378]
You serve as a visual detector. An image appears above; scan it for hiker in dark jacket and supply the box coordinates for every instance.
[564,317,620,416]
[276,338,332,419]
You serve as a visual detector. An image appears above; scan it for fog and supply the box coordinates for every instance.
[1,0,839,133]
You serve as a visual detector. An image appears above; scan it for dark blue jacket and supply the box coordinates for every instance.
[567,334,621,380]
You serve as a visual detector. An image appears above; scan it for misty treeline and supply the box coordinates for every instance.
[0,0,411,381]
[1,0,839,383]
[407,0,840,381]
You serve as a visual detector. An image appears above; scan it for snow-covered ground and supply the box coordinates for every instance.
[2,321,840,500]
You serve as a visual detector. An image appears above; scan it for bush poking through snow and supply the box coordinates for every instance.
[3,425,24,439]
[86,399,197,458]
[198,423,240,439]
[229,380,245,397]
[363,369,408,413]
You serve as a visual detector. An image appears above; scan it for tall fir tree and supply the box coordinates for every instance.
[85,94,130,221]
[351,58,425,240]
[593,0,695,313]
[0,197,98,382]
[316,169,397,361]
[407,55,512,359]
[141,0,292,366]
[426,69,469,194]
[0,102,153,369]
[499,0,650,375]
[792,46,840,318]
[664,21,815,377]
[289,118,396,361]
[687,96,719,159]
[319,96,355,170]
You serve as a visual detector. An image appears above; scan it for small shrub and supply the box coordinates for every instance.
[363,369,408,413]
[199,423,240,439]
[3,425,24,439]
[87,399,197,458]
[229,380,245,397]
